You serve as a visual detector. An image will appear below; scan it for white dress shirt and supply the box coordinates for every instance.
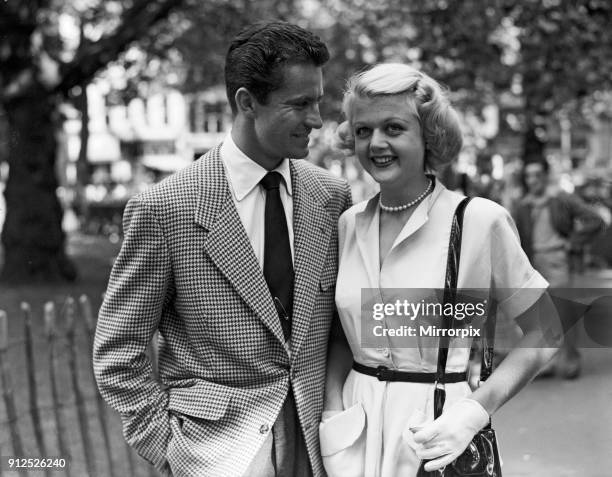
[220,132,294,267]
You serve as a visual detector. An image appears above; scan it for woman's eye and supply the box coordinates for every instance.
[355,127,370,138]
[387,124,403,134]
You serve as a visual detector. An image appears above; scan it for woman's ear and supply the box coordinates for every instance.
[235,87,257,118]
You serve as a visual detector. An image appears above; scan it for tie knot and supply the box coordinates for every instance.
[260,171,283,191]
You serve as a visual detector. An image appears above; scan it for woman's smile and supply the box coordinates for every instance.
[370,155,397,167]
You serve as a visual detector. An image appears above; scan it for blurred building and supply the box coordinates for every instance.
[57,81,612,210]
[55,81,232,236]
[489,91,611,176]
[59,81,232,201]
[183,85,231,160]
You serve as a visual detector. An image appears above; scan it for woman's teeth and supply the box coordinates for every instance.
[372,156,395,166]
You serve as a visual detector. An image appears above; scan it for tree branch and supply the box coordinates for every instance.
[56,0,186,95]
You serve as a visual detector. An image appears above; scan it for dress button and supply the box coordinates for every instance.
[382,348,390,358]
[259,424,270,434]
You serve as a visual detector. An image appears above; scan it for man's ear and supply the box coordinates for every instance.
[235,87,257,118]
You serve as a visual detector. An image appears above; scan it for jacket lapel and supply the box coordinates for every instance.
[290,160,335,360]
[195,147,287,347]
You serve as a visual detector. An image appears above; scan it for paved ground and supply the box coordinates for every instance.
[495,269,612,477]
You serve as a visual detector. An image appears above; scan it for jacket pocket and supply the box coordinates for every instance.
[165,381,234,475]
[319,403,366,477]
[167,379,232,420]
[319,266,337,292]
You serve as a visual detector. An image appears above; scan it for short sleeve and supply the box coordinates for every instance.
[490,208,549,319]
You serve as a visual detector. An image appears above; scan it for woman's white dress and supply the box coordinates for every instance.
[320,180,548,477]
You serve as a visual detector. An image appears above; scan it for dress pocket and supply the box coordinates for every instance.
[319,402,366,477]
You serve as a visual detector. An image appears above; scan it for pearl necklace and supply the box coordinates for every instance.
[379,179,433,213]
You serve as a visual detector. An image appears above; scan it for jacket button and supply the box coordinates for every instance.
[259,424,270,434]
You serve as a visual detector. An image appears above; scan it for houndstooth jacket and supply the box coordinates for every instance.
[93,145,351,477]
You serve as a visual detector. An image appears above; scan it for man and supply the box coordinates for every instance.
[93,21,351,476]
[514,158,604,379]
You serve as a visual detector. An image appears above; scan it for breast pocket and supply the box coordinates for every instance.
[319,273,336,292]
[320,265,337,292]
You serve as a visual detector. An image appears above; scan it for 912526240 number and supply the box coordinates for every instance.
[2,456,68,471]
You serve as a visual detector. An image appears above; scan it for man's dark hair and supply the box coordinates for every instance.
[225,20,329,114]
[520,157,550,192]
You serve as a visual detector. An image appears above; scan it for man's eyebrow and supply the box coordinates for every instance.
[287,93,323,102]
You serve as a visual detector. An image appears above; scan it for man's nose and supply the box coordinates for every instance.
[305,104,323,129]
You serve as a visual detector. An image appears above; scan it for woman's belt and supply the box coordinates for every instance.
[352,361,467,383]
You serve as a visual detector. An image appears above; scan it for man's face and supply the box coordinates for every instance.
[524,162,548,196]
[251,62,323,168]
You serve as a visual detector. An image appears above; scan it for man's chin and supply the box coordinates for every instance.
[290,147,310,159]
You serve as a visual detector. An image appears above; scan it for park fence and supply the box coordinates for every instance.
[0,296,160,477]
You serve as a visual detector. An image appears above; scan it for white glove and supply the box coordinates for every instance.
[413,398,490,472]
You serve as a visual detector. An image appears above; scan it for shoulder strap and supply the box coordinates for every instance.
[480,295,496,383]
[433,196,472,419]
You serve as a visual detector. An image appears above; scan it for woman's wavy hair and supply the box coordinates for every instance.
[336,63,463,171]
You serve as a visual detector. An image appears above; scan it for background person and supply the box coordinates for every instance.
[514,158,605,378]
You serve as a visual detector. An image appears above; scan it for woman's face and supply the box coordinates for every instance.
[352,95,426,190]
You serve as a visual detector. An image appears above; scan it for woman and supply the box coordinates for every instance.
[320,63,560,476]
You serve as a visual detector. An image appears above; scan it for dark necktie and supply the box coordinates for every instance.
[260,171,294,341]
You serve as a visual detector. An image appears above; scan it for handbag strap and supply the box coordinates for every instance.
[479,300,496,383]
[433,196,472,419]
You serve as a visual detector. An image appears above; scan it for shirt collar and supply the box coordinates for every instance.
[425,174,444,211]
[220,132,293,201]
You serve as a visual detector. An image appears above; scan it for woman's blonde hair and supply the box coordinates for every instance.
[336,63,462,170]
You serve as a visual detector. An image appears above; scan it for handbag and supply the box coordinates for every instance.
[417,197,503,477]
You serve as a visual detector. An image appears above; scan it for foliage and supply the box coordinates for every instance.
[2,0,612,282]
[104,0,303,103]
[0,0,186,282]
[305,0,612,159]
[0,0,187,103]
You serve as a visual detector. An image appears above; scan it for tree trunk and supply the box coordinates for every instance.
[1,91,77,283]
[521,40,548,165]
[522,113,546,164]
[76,85,90,218]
